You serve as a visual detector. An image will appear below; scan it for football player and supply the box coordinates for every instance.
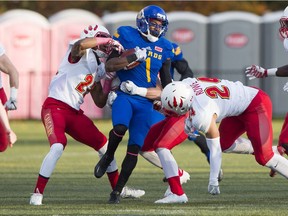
[159,77,288,203]
[94,5,175,204]
[0,43,19,152]
[244,5,288,176]
[29,24,144,205]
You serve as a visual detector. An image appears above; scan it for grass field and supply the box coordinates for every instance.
[1,119,288,216]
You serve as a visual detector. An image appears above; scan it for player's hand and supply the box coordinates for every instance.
[283,81,288,92]
[5,98,17,110]
[106,91,117,108]
[109,39,123,54]
[184,117,199,139]
[153,100,162,111]
[134,46,147,62]
[7,129,17,147]
[208,184,220,195]
[245,65,267,80]
[120,80,138,95]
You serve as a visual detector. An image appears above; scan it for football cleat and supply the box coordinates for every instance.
[164,170,190,197]
[94,153,113,178]
[208,184,220,195]
[109,190,121,204]
[120,186,145,199]
[29,192,43,205]
[155,193,188,204]
[270,146,285,177]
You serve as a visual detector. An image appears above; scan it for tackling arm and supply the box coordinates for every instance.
[159,59,172,88]
[172,58,194,80]
[89,81,108,108]
[275,64,288,77]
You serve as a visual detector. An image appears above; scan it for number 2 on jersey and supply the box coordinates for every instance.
[197,77,230,99]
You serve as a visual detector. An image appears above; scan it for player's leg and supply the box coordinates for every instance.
[108,100,151,204]
[30,103,67,205]
[245,91,288,178]
[94,95,131,179]
[153,115,189,202]
[278,112,288,154]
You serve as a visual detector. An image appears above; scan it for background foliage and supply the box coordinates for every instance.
[0,1,287,18]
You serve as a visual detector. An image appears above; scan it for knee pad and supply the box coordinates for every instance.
[113,124,128,137]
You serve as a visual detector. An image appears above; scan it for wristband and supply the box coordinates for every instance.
[136,87,147,97]
[95,37,111,46]
[267,68,277,76]
[10,87,17,100]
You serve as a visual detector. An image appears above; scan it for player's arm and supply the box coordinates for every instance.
[120,79,162,100]
[172,58,194,80]
[159,59,172,88]
[0,102,16,147]
[205,114,221,195]
[245,64,288,79]
[89,81,108,108]
[0,54,19,110]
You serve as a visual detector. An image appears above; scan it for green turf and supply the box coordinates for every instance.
[0,119,287,216]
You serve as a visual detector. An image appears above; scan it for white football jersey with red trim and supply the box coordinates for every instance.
[183,77,259,133]
[48,40,105,110]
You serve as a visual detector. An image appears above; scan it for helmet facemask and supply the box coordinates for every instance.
[279,17,288,39]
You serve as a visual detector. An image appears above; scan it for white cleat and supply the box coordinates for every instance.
[155,193,188,204]
[120,186,145,199]
[164,170,190,197]
[29,192,43,205]
[208,184,220,195]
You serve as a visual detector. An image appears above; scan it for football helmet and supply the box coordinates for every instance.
[80,24,112,58]
[279,6,288,39]
[161,81,194,116]
[136,5,168,42]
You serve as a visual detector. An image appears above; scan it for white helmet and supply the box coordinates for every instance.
[279,6,288,39]
[80,24,112,58]
[161,81,194,116]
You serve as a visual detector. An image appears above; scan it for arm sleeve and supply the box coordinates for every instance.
[159,59,172,88]
[172,58,194,80]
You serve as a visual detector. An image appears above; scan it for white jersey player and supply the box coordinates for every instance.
[158,77,288,201]
[29,24,144,206]
[0,43,19,152]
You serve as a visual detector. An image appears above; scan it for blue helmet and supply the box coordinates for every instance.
[136,5,168,42]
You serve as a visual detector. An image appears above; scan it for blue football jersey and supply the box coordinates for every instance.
[113,26,174,89]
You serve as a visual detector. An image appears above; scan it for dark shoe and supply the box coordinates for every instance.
[94,154,113,178]
[109,190,120,204]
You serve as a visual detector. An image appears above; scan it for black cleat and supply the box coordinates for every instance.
[109,190,121,204]
[94,154,113,178]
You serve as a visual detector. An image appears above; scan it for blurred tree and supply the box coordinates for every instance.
[0,1,285,18]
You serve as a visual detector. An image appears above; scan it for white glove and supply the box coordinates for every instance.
[284,81,288,93]
[5,87,17,110]
[245,65,267,80]
[184,117,199,139]
[208,184,220,195]
[109,39,124,54]
[120,80,147,97]
[106,91,117,108]
[134,46,147,62]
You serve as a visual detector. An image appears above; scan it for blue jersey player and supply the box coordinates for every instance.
[94,5,173,204]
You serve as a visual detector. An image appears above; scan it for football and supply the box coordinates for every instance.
[120,48,140,70]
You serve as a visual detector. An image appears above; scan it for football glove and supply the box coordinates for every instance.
[184,117,199,139]
[109,39,124,54]
[283,81,288,93]
[106,91,117,108]
[5,87,17,110]
[245,65,267,80]
[120,80,147,97]
[134,46,147,62]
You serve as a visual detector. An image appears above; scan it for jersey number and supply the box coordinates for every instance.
[197,77,230,99]
[76,74,94,95]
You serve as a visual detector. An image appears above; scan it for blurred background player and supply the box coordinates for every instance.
[245,6,288,176]
[29,24,143,205]
[0,43,19,152]
[94,5,174,204]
